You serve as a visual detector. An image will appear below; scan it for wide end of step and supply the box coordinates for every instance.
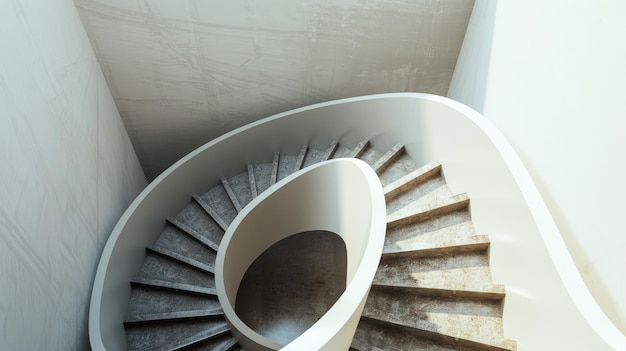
[387,193,469,227]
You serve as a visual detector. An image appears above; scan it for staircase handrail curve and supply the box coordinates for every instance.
[89,93,626,350]
[215,158,386,350]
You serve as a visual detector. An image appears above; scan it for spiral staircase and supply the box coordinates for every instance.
[121,137,516,351]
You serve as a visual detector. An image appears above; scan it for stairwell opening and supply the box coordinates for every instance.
[235,230,347,346]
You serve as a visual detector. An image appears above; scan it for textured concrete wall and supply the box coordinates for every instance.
[448,0,626,333]
[0,0,147,350]
[74,0,475,180]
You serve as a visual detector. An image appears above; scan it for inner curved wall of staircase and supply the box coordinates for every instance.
[236,231,347,345]
[448,0,626,334]
[0,1,147,350]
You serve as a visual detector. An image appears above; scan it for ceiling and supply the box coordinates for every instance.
[75,0,475,180]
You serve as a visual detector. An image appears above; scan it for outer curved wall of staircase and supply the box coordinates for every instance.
[89,93,626,350]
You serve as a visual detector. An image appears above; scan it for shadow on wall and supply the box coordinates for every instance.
[447,0,498,113]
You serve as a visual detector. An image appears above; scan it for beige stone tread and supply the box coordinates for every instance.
[369,283,506,301]
[381,234,490,260]
[247,164,258,198]
[294,145,308,171]
[270,153,279,186]
[360,309,514,351]
[358,316,516,351]
[387,193,470,227]
[146,245,215,275]
[384,161,442,200]
[124,308,224,325]
[192,195,229,232]
[352,317,475,351]
[220,177,242,213]
[130,278,218,297]
[322,139,339,160]
[166,217,219,252]
[373,144,405,174]
[349,139,370,158]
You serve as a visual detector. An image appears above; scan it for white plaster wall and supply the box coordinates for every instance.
[0,0,147,350]
[448,0,626,333]
[74,0,475,179]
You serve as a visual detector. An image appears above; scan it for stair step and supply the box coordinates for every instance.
[131,278,218,297]
[247,164,258,198]
[146,245,215,275]
[212,337,239,351]
[294,145,309,171]
[358,316,516,351]
[192,195,229,232]
[220,177,243,213]
[361,288,514,351]
[384,161,442,200]
[349,139,370,158]
[147,323,232,351]
[370,283,505,301]
[166,217,219,252]
[270,153,279,186]
[382,235,490,260]
[352,317,461,351]
[387,193,470,227]
[125,308,224,325]
[322,140,339,160]
[373,144,405,175]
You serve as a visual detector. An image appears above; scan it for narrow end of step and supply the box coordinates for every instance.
[373,144,405,175]
[322,140,339,160]
[349,139,370,158]
[247,164,258,198]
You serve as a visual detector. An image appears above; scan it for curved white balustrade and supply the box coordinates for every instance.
[90,93,626,350]
[216,159,386,351]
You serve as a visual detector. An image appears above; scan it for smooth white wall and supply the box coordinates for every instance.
[448,0,626,333]
[0,0,147,350]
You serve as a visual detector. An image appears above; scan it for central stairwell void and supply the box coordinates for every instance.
[89,94,626,351]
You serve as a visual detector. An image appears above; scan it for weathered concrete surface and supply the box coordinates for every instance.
[74,0,475,179]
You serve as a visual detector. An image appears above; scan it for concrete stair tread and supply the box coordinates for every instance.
[192,194,230,232]
[145,323,232,351]
[349,139,370,158]
[383,234,490,258]
[146,245,215,275]
[387,193,470,227]
[125,308,224,324]
[131,278,218,297]
[360,313,514,351]
[294,145,309,171]
[358,316,516,351]
[370,283,506,300]
[247,164,258,198]
[220,176,243,213]
[166,217,219,252]
[384,161,442,200]
[373,143,405,174]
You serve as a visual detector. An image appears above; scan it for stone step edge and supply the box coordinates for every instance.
[130,278,218,297]
[220,177,243,213]
[140,323,233,351]
[166,217,219,252]
[146,245,215,275]
[192,195,230,232]
[381,234,491,260]
[383,161,442,201]
[387,193,470,227]
[369,283,506,301]
[124,308,224,325]
[373,144,405,175]
[358,316,517,351]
